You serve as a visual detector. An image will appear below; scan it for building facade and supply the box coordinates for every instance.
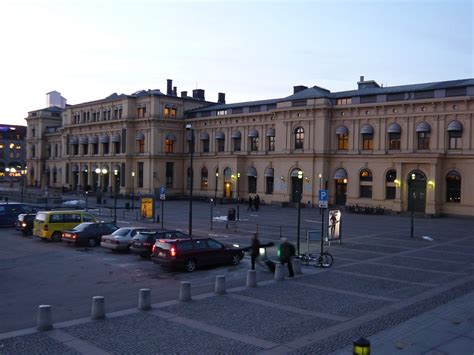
[26,77,474,216]
[0,124,27,182]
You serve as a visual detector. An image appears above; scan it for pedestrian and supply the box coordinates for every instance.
[249,233,261,270]
[247,196,254,211]
[254,195,260,211]
[226,207,236,229]
[279,237,295,277]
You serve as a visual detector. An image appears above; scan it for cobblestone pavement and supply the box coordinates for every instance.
[1,219,473,355]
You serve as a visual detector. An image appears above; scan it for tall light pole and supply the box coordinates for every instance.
[296,170,303,256]
[410,173,415,238]
[131,171,135,210]
[20,167,27,203]
[186,124,194,237]
[237,172,240,221]
[113,169,119,223]
[95,167,108,204]
[214,171,219,204]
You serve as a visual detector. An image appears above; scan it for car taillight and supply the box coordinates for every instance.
[72,234,77,239]
[170,246,176,257]
[44,224,48,231]
[152,245,156,253]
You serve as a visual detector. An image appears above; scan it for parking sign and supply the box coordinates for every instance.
[319,189,328,208]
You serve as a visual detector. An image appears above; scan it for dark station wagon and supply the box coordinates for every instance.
[129,230,188,258]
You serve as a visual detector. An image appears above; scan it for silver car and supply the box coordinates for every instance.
[101,227,153,251]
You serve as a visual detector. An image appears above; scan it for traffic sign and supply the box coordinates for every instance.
[159,186,166,200]
[318,189,328,208]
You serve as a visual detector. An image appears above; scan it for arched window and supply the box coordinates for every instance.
[201,167,208,190]
[336,125,348,150]
[446,171,461,203]
[387,123,401,150]
[248,129,259,152]
[447,121,462,150]
[232,130,241,152]
[216,132,225,152]
[416,122,431,150]
[264,167,274,195]
[386,169,397,200]
[247,167,257,194]
[294,127,304,150]
[361,124,374,150]
[359,169,373,198]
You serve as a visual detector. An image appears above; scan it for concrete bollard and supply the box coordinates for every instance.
[215,275,226,295]
[274,264,285,281]
[246,270,257,287]
[179,281,192,302]
[37,305,53,331]
[293,258,302,275]
[138,288,151,310]
[91,296,106,320]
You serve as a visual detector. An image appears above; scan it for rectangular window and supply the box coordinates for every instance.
[336,98,352,105]
[386,93,405,101]
[388,133,401,150]
[138,139,145,153]
[337,134,348,150]
[362,134,373,150]
[164,107,170,118]
[171,107,177,118]
[414,90,434,99]
[417,132,430,150]
[200,111,211,117]
[217,110,227,116]
[233,138,241,152]
[83,144,89,155]
[93,143,98,155]
[250,137,259,151]
[292,100,307,107]
[137,162,144,188]
[103,143,109,155]
[360,185,372,198]
[232,107,243,114]
[114,142,120,154]
[248,177,257,193]
[217,139,225,152]
[446,87,466,97]
[386,186,396,200]
[267,103,277,110]
[165,162,173,188]
[165,139,173,153]
[249,106,261,113]
[449,131,462,149]
[265,176,274,194]
[268,136,275,151]
[202,140,209,153]
[138,106,146,118]
[73,145,79,155]
[360,95,377,104]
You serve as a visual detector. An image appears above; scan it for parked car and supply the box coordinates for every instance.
[130,230,188,258]
[62,222,119,247]
[15,213,36,236]
[60,200,86,209]
[101,227,154,252]
[33,211,96,241]
[151,237,244,272]
[0,203,36,227]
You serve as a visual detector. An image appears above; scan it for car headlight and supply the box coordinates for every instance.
[232,243,240,248]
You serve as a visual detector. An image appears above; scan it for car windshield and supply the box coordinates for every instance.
[112,228,130,236]
[72,223,91,231]
[35,213,47,222]
[154,241,171,251]
[18,214,26,221]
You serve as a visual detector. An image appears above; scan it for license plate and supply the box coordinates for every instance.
[134,243,142,246]
[158,252,164,256]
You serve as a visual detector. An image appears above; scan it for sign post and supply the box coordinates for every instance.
[159,186,166,229]
[318,189,328,255]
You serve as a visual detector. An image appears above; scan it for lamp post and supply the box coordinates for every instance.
[20,167,27,203]
[186,124,194,237]
[296,170,303,256]
[410,173,415,238]
[95,167,108,204]
[237,172,240,221]
[85,191,89,211]
[131,171,135,210]
[113,169,119,223]
[214,171,219,205]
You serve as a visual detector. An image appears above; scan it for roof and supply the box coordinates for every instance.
[187,98,281,113]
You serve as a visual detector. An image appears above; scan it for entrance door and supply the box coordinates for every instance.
[407,172,426,212]
[291,176,302,203]
[335,179,347,205]
[224,182,232,198]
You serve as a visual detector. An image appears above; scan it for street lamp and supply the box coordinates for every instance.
[113,169,119,223]
[237,172,240,221]
[186,124,194,237]
[214,170,219,204]
[296,170,303,256]
[410,173,416,238]
[131,171,135,210]
[20,167,27,203]
[95,167,108,204]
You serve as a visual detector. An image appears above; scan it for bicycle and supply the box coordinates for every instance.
[298,252,334,268]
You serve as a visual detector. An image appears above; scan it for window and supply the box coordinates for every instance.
[55,144,58,157]
[166,162,173,188]
[177,241,194,251]
[248,176,257,193]
[64,214,81,223]
[268,136,275,151]
[388,133,401,150]
[233,138,241,152]
[83,144,88,155]
[207,239,223,249]
[337,134,348,150]
[386,93,405,101]
[449,130,462,149]
[359,169,373,198]
[114,142,120,154]
[217,139,225,152]
[265,176,274,194]
[138,139,145,153]
[164,106,170,118]
[362,134,373,150]
[417,132,430,150]
[31,145,36,158]
[103,143,109,155]
[250,137,258,151]
[217,110,227,116]
[137,162,144,188]
[232,107,243,114]
[50,214,64,223]
[386,170,396,200]
[249,106,261,113]
[294,127,304,149]
[194,240,208,249]
[202,139,209,153]
[171,107,177,118]
[360,95,377,104]
[138,106,146,118]
[201,167,208,189]
[336,98,352,105]
[93,143,98,155]
[446,171,461,202]
[31,127,35,138]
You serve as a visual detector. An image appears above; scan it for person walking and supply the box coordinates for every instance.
[279,237,295,277]
[247,196,254,211]
[254,195,260,211]
[249,233,261,270]
[225,207,236,229]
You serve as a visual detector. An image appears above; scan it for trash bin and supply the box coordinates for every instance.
[125,202,130,210]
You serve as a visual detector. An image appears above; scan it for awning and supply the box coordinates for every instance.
[79,137,89,144]
[264,167,274,177]
[416,121,431,132]
[266,128,275,137]
[200,132,209,140]
[336,125,348,135]
[447,120,463,131]
[247,167,257,177]
[89,135,98,144]
[100,134,110,143]
[135,132,145,141]
[165,133,176,141]
[69,137,78,145]
[360,124,374,134]
[71,164,79,172]
[231,130,241,139]
[334,168,347,179]
[111,133,121,143]
[248,129,259,138]
[215,131,225,140]
[387,123,401,133]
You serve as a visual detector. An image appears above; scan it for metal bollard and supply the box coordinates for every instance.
[274,264,285,281]
[91,296,106,319]
[293,258,302,275]
[246,270,257,287]
[179,281,192,302]
[138,288,151,310]
[37,305,53,331]
[215,275,226,294]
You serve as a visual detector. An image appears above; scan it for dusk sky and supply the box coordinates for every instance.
[0,0,472,125]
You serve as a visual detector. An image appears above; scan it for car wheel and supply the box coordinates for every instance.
[185,259,197,272]
[51,232,62,242]
[88,238,97,247]
[230,254,241,266]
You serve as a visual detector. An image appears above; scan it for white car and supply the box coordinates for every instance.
[61,200,86,208]
[100,227,154,252]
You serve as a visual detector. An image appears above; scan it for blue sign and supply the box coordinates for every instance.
[319,189,328,201]
[159,186,166,195]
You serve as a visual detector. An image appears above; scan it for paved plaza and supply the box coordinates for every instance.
[0,199,473,354]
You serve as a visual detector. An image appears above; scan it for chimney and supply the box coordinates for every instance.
[357,76,380,90]
[166,79,172,95]
[360,76,364,82]
[192,89,205,100]
[293,85,307,94]
[173,86,177,96]
[181,91,188,97]
[218,92,226,104]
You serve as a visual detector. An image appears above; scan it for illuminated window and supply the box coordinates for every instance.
[164,107,170,118]
[446,171,461,202]
[359,169,373,198]
[386,170,396,199]
[201,167,208,189]
[294,127,304,149]
[389,133,400,150]
[171,107,177,118]
[268,136,275,151]
[164,139,173,153]
[217,110,227,116]
[338,134,348,150]
[138,139,145,153]
[138,106,146,118]
[336,98,352,105]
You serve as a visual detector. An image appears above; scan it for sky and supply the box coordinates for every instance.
[0,0,472,125]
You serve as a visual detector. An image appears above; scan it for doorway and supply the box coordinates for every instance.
[335,179,347,205]
[407,171,426,212]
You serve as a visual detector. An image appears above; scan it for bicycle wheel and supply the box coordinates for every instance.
[299,255,310,266]
[319,252,333,268]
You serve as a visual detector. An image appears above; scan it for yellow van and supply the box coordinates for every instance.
[33,211,96,241]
